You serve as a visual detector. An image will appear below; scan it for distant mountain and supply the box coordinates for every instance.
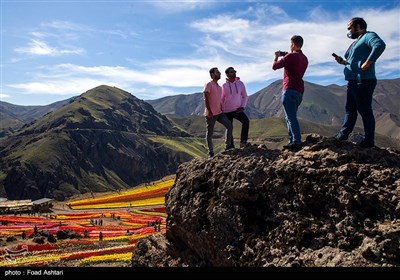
[3,78,399,139]
[146,92,204,117]
[0,85,192,200]
[0,98,73,137]
[148,78,400,139]
[246,80,346,124]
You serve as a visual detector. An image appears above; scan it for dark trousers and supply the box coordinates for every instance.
[225,111,250,145]
[206,113,233,156]
[339,79,377,143]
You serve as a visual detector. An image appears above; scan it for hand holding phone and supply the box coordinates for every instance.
[332,53,344,64]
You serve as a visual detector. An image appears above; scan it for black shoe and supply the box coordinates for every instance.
[358,140,374,148]
[283,142,302,151]
[208,152,214,159]
[335,134,348,141]
[225,145,235,151]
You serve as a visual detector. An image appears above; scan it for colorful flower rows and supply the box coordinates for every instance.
[0,178,173,266]
[68,179,174,209]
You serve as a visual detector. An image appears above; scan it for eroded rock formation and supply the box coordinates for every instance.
[132,134,400,267]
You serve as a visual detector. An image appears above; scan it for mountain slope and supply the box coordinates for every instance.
[17,85,186,136]
[0,85,192,200]
[146,92,204,117]
[0,98,72,137]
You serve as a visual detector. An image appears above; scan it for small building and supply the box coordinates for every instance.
[32,198,54,212]
[0,199,33,214]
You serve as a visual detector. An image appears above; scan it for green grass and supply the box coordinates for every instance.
[8,131,71,166]
[148,136,208,158]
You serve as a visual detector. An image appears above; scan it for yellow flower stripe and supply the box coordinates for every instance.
[55,213,103,220]
[69,179,174,208]
[80,252,132,265]
[0,252,67,267]
[0,243,137,267]
[130,209,167,217]
[120,222,149,227]
[70,197,165,210]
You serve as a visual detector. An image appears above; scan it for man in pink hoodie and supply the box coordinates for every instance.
[222,67,250,148]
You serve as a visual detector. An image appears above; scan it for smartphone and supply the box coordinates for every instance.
[332,53,339,58]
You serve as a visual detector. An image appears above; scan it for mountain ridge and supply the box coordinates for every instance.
[0,85,193,200]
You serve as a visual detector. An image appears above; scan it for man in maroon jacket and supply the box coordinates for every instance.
[272,35,308,151]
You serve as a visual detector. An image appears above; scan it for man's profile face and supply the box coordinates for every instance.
[212,69,221,80]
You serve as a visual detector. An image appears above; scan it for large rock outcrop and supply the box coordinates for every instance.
[132,134,400,267]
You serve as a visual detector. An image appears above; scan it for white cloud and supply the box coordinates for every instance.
[12,20,131,58]
[0,93,10,99]
[7,63,210,97]
[41,20,92,32]
[189,7,400,84]
[8,79,109,96]
[150,0,217,13]
[6,5,400,103]
[14,39,84,56]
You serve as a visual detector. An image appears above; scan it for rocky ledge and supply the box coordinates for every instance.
[132,134,400,267]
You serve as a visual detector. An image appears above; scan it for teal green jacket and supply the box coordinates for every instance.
[344,31,386,80]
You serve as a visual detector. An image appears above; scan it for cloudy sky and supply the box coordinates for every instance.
[1,0,399,105]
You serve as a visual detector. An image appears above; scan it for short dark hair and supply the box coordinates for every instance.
[225,67,236,74]
[209,67,218,78]
[349,17,367,30]
[291,35,304,48]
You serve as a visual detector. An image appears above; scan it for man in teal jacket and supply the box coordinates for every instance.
[334,17,386,148]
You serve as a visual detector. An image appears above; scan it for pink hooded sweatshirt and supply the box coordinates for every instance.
[221,77,248,113]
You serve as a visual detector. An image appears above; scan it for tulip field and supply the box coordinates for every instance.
[0,179,174,267]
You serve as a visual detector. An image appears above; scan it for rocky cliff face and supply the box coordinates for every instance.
[132,134,400,267]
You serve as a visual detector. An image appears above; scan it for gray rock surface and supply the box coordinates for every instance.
[132,134,400,267]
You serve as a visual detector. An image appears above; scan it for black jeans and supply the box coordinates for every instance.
[225,111,250,145]
[206,113,233,156]
[338,79,377,144]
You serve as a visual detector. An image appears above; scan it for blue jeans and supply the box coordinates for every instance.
[338,79,377,144]
[281,89,303,144]
[206,113,233,156]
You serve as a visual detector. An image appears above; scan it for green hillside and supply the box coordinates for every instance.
[0,85,192,200]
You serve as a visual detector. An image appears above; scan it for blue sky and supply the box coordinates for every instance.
[1,0,399,105]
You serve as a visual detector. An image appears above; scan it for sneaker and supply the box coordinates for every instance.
[240,142,247,148]
[208,152,214,159]
[335,134,348,141]
[358,140,374,148]
[283,142,302,151]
